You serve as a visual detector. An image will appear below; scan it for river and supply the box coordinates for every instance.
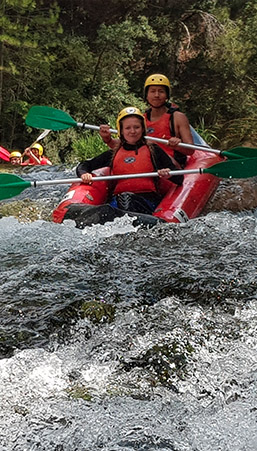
[0,164,257,451]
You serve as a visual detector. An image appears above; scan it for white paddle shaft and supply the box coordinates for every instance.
[32,169,202,187]
[76,122,221,156]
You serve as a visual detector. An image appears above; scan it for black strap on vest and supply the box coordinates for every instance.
[166,103,179,137]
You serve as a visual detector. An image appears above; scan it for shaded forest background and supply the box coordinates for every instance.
[0,0,257,163]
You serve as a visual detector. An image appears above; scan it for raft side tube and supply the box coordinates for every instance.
[52,167,110,223]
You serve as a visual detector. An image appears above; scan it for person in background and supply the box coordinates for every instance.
[22,143,52,165]
[143,73,194,167]
[9,151,23,165]
[99,73,194,168]
[77,107,183,215]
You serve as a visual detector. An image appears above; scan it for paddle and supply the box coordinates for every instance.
[34,129,51,144]
[0,146,10,162]
[25,106,257,160]
[0,158,256,201]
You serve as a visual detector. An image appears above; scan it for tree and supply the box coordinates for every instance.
[0,0,62,147]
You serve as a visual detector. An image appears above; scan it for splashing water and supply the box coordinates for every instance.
[0,165,257,450]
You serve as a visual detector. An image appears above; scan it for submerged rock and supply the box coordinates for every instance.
[81,300,116,323]
[204,178,257,213]
[0,199,52,222]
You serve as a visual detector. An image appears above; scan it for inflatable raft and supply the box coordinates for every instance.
[52,130,221,228]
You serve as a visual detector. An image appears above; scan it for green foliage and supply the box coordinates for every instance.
[70,132,109,163]
[1,0,257,156]
[194,117,219,147]
[81,74,146,125]
[208,19,254,77]
[95,16,158,65]
[0,0,63,147]
[1,0,36,9]
[37,126,79,165]
[172,1,257,149]
[217,117,257,149]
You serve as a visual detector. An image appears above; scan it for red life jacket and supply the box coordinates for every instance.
[22,156,52,166]
[39,157,52,165]
[112,145,156,195]
[144,112,175,158]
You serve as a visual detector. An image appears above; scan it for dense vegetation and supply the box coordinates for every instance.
[1,0,257,163]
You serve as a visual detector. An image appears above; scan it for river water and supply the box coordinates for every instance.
[0,165,257,451]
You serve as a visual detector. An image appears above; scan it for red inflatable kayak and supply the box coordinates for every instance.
[53,143,221,227]
[0,146,10,162]
[153,149,221,223]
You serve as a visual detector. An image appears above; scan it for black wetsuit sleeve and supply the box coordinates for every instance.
[76,150,113,177]
[152,144,184,186]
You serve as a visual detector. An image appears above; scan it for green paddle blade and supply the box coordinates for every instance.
[25,106,77,130]
[0,174,32,200]
[203,157,257,179]
[222,147,257,160]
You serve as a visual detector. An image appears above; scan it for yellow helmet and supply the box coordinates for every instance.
[31,142,43,155]
[144,74,171,100]
[10,151,22,159]
[116,107,146,137]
